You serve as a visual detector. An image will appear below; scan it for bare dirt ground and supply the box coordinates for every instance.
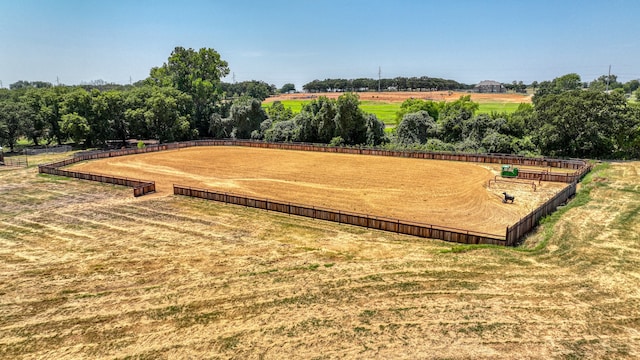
[1,154,639,359]
[266,91,532,104]
[68,147,565,236]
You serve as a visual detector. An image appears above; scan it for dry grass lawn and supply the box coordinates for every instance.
[1,154,639,359]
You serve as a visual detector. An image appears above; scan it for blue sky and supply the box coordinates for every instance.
[1,0,638,89]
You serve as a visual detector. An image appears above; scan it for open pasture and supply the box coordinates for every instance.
[264,91,530,124]
[69,146,565,236]
[1,153,640,359]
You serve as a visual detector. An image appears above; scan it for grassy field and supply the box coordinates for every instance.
[264,99,524,125]
[1,154,640,359]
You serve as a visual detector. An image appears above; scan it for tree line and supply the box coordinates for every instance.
[1,47,640,160]
[302,77,469,93]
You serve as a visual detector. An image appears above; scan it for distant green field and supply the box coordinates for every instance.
[264,99,525,125]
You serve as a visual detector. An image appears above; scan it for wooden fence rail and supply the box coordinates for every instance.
[505,182,577,246]
[38,139,591,245]
[65,139,589,182]
[38,155,155,197]
[173,185,508,246]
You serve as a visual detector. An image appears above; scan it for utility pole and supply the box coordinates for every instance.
[605,65,611,92]
[378,66,381,92]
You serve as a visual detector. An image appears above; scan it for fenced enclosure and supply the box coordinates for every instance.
[0,155,28,168]
[38,154,155,197]
[24,145,72,155]
[506,182,578,246]
[38,139,590,245]
[173,185,507,246]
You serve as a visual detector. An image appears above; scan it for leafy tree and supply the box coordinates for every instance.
[622,79,639,94]
[124,86,154,139]
[266,101,293,123]
[463,114,508,144]
[508,103,534,137]
[395,98,443,124]
[224,97,267,139]
[533,90,631,157]
[93,90,126,145]
[534,73,583,100]
[439,95,478,143]
[0,100,27,151]
[531,81,539,93]
[280,83,296,93]
[481,130,511,153]
[149,46,229,136]
[264,120,298,142]
[365,114,386,146]
[60,113,89,145]
[40,87,67,145]
[19,89,47,145]
[296,96,337,143]
[395,111,438,145]
[293,111,318,143]
[334,93,367,145]
[143,87,192,143]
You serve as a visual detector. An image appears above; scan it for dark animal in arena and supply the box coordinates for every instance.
[502,192,515,203]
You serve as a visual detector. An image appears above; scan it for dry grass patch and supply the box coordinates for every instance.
[1,154,639,359]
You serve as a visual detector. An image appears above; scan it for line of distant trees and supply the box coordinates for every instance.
[302,77,470,93]
[2,47,640,160]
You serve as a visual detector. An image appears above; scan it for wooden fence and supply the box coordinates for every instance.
[1,156,28,168]
[505,182,577,246]
[38,155,155,197]
[173,185,507,246]
[38,139,591,245]
[65,139,589,183]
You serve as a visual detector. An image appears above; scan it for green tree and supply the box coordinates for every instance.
[395,111,438,145]
[395,98,443,124]
[534,73,583,100]
[93,90,126,145]
[365,114,386,146]
[149,46,230,136]
[266,101,294,123]
[0,100,27,151]
[295,96,338,143]
[19,89,46,145]
[225,97,267,139]
[439,95,479,143]
[280,83,296,93]
[143,87,192,143]
[40,87,67,145]
[334,93,367,144]
[60,113,90,145]
[533,90,632,157]
[264,120,298,142]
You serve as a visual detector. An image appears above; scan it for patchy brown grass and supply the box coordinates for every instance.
[1,154,639,359]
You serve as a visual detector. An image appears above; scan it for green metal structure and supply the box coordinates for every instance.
[501,164,519,178]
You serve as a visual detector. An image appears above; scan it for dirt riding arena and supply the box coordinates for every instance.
[70,146,565,236]
[266,91,532,104]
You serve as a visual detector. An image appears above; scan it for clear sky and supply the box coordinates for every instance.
[1,0,638,89]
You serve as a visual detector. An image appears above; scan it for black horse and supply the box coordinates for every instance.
[502,192,515,203]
